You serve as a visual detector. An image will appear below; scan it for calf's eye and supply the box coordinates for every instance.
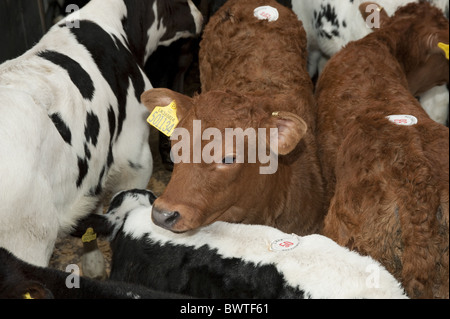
[222,155,237,164]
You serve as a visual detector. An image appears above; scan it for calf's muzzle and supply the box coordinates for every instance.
[152,205,181,231]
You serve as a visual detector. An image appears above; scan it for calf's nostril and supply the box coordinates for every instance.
[152,207,180,230]
[164,211,180,225]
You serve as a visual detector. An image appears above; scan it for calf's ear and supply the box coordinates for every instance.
[431,30,449,60]
[264,111,308,156]
[359,2,390,28]
[141,88,194,121]
[15,281,54,299]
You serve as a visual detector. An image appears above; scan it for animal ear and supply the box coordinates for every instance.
[429,31,449,60]
[436,42,449,60]
[359,2,390,29]
[264,111,308,156]
[140,88,194,122]
[18,281,54,299]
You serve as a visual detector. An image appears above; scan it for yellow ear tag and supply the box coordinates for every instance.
[147,100,179,137]
[438,42,449,60]
[23,292,34,299]
[82,227,97,243]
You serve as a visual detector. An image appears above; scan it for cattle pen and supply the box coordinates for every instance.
[0,0,448,305]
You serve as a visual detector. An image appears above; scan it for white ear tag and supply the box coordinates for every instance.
[254,6,279,22]
[386,115,418,126]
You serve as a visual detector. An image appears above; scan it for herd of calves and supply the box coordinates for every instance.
[0,0,448,299]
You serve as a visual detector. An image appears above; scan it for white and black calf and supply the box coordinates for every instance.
[0,0,203,267]
[0,247,188,299]
[76,189,408,299]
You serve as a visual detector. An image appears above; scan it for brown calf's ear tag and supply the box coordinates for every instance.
[147,100,179,137]
[438,42,449,60]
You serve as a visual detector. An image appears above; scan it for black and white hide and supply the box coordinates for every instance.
[0,247,188,299]
[0,0,203,267]
[76,189,409,299]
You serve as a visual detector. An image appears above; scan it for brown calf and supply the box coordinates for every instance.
[316,2,449,298]
[141,0,325,235]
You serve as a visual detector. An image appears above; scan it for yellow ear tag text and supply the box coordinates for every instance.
[147,100,179,137]
[82,227,97,243]
[438,42,449,60]
[23,293,34,299]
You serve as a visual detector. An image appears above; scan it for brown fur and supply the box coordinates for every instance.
[316,2,449,298]
[141,0,325,235]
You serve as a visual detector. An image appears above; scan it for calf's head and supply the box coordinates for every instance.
[142,88,307,232]
[360,1,449,95]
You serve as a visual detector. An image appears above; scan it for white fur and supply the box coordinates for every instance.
[0,0,202,267]
[419,85,449,125]
[107,191,408,299]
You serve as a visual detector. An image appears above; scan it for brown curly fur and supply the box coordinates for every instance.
[316,2,449,298]
[196,0,325,236]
